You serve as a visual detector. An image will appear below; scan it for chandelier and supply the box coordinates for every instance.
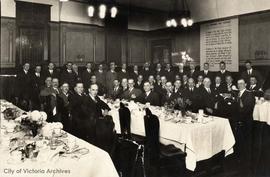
[166,0,193,28]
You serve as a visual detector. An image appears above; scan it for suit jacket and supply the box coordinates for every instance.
[241,69,262,87]
[129,71,139,82]
[198,87,216,111]
[163,70,174,82]
[69,93,86,122]
[82,94,110,119]
[121,88,142,101]
[141,69,154,81]
[161,92,178,106]
[16,70,32,99]
[188,70,199,80]
[82,70,93,88]
[31,73,43,109]
[134,81,144,91]
[108,86,123,100]
[138,91,160,106]
[60,70,76,88]
[182,87,200,112]
[73,71,82,83]
[95,71,106,87]
[117,70,129,81]
[249,84,264,97]
[216,70,231,83]
[199,70,214,80]
[43,69,59,80]
[235,90,255,121]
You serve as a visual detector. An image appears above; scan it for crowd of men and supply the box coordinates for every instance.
[14,60,269,160]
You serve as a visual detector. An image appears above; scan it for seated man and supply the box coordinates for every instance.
[138,81,160,106]
[249,75,264,97]
[108,79,123,100]
[161,81,178,106]
[182,78,200,112]
[82,84,111,144]
[121,78,142,101]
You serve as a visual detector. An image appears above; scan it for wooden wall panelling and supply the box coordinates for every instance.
[1,18,16,68]
[49,22,60,66]
[128,31,147,65]
[61,23,97,66]
[95,28,105,64]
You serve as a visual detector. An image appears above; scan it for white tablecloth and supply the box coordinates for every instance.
[0,101,119,177]
[253,101,270,126]
[110,104,235,171]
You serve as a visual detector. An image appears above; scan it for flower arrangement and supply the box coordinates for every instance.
[3,108,20,121]
[15,111,47,137]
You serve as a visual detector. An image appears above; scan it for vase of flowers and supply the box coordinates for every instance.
[174,97,187,117]
[16,111,47,137]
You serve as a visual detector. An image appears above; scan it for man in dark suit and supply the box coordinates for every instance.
[199,62,214,81]
[138,81,160,106]
[81,62,93,88]
[16,62,32,111]
[60,62,77,89]
[233,79,255,168]
[108,79,123,100]
[212,75,226,94]
[118,63,129,82]
[155,63,164,76]
[129,65,139,82]
[216,61,231,83]
[198,77,217,115]
[121,78,128,92]
[95,64,106,87]
[161,81,178,106]
[241,60,262,87]
[72,64,82,83]
[188,62,199,80]
[249,75,263,97]
[163,63,174,82]
[90,75,107,96]
[43,62,59,81]
[57,82,71,132]
[106,62,118,92]
[69,82,86,139]
[175,63,186,80]
[141,62,153,81]
[122,78,142,101]
[182,78,200,112]
[31,64,43,110]
[134,74,144,91]
[82,84,110,143]
[173,79,183,97]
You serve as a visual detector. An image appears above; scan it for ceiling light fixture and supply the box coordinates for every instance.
[110,6,118,18]
[88,6,95,17]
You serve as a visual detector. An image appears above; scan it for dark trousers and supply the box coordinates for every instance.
[233,120,253,169]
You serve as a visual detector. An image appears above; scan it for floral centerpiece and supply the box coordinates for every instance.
[15,111,47,137]
[173,97,188,116]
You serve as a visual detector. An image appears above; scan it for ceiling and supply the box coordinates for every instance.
[74,0,186,12]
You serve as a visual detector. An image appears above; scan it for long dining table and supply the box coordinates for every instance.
[108,101,235,171]
[0,100,119,177]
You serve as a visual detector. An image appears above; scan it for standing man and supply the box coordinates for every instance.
[118,63,129,82]
[43,62,59,81]
[16,62,32,111]
[241,60,262,88]
[61,62,76,89]
[216,61,231,83]
[31,64,43,110]
[82,62,93,88]
[106,62,118,91]
[233,79,255,169]
[199,62,213,81]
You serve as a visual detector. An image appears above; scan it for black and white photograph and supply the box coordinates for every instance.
[1,0,270,177]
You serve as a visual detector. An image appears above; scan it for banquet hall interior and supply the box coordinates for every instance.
[1,0,270,177]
